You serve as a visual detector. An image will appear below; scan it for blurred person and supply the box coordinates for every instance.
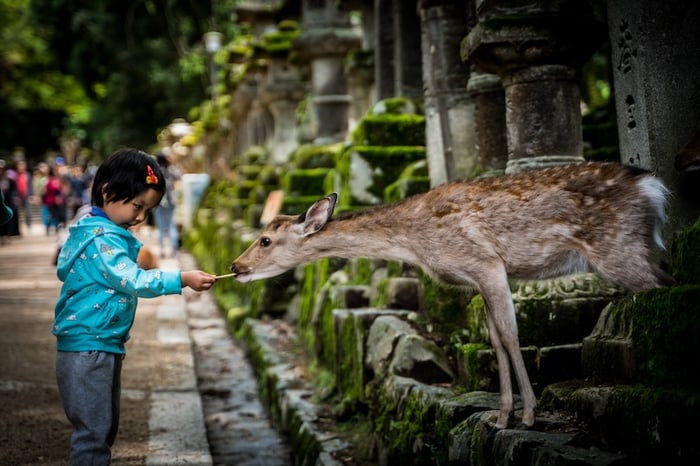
[33,162,51,232]
[152,151,181,258]
[54,155,69,176]
[0,190,13,226]
[64,164,87,219]
[52,148,216,465]
[14,159,33,231]
[42,165,67,234]
[0,160,20,243]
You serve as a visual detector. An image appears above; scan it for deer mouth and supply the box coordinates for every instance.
[234,271,254,283]
[229,263,253,283]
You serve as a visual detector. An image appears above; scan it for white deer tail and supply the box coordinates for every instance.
[638,176,670,250]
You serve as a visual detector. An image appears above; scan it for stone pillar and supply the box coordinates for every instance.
[503,65,583,173]
[347,52,375,132]
[467,69,508,177]
[419,0,476,186]
[294,0,362,144]
[230,0,302,161]
[374,0,395,100]
[346,0,376,130]
[393,0,423,99]
[262,57,307,164]
[463,0,604,173]
[607,0,700,236]
[243,63,273,148]
[229,78,257,156]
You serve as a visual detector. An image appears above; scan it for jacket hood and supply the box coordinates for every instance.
[56,216,141,281]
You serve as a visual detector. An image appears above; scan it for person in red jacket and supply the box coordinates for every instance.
[42,165,67,234]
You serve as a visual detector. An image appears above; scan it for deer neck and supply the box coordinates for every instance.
[302,208,419,264]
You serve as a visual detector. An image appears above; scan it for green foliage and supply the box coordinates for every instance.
[351,115,426,146]
[0,0,91,158]
[671,216,700,284]
[1,0,241,159]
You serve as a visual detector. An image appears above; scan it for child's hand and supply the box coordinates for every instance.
[180,270,217,291]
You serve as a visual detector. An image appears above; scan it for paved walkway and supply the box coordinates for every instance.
[0,223,289,465]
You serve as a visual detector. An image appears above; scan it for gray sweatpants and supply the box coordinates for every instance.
[56,351,122,466]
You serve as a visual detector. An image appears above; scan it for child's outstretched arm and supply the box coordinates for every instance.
[181,270,217,291]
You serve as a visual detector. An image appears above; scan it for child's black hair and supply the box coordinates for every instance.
[91,148,166,207]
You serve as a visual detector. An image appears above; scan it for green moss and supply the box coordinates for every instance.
[282,168,332,197]
[256,165,280,185]
[671,217,700,284]
[464,295,489,344]
[351,115,426,147]
[225,306,252,330]
[453,342,493,391]
[238,164,263,181]
[280,194,324,215]
[290,143,342,168]
[336,312,366,405]
[298,263,319,350]
[259,26,299,55]
[311,365,336,395]
[420,272,475,335]
[336,146,426,205]
[285,402,322,464]
[373,97,424,115]
[348,258,373,285]
[384,176,431,203]
[374,384,452,464]
[627,286,700,389]
[297,260,332,356]
[240,145,268,164]
[318,287,337,367]
[564,384,700,461]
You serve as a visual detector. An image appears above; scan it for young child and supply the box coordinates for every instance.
[52,148,217,464]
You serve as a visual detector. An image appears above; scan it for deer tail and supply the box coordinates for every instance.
[637,175,670,250]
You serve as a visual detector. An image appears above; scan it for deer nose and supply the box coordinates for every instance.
[230,263,237,273]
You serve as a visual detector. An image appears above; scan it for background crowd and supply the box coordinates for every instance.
[0,150,181,261]
[0,155,94,243]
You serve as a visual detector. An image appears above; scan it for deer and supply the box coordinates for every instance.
[229,162,673,429]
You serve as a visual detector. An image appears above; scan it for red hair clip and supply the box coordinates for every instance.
[146,165,159,185]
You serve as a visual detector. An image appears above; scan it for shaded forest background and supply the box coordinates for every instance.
[0,0,239,164]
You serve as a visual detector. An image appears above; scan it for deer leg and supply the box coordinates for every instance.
[485,312,514,429]
[482,282,537,428]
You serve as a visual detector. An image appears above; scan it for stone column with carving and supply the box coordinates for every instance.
[419,0,477,186]
[463,0,604,174]
[608,0,700,236]
[293,0,361,144]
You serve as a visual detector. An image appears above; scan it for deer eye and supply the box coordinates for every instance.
[260,236,272,247]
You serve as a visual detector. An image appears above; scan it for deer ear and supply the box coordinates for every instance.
[298,193,337,236]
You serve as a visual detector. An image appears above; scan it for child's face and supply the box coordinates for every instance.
[102,188,163,229]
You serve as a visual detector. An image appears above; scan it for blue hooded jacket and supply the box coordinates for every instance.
[52,214,181,354]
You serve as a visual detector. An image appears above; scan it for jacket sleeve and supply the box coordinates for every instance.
[92,233,182,297]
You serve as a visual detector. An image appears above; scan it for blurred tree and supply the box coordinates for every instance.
[0,0,91,162]
[1,0,239,162]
